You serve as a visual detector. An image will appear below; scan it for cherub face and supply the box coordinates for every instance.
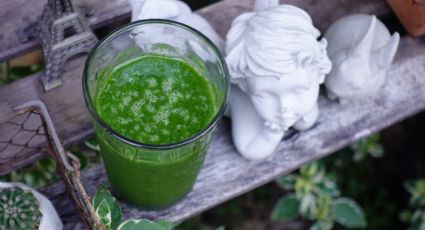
[246,67,320,132]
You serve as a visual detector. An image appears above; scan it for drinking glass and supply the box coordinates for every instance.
[83,19,229,208]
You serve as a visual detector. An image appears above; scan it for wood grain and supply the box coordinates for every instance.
[0,57,91,175]
[199,0,390,39]
[41,37,425,229]
[0,0,388,62]
[0,0,130,62]
[1,0,422,228]
[0,0,391,175]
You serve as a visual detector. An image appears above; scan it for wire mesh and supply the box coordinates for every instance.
[0,103,48,175]
[0,101,103,229]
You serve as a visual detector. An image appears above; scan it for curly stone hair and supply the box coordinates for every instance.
[225,5,331,91]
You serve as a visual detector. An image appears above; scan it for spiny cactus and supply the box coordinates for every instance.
[0,187,42,230]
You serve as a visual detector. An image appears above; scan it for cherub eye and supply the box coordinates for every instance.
[254,93,270,99]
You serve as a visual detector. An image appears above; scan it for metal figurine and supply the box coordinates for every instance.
[37,0,98,91]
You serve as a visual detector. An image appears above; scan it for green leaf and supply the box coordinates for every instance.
[276,175,297,190]
[316,179,340,197]
[399,210,411,223]
[309,221,332,230]
[315,195,332,221]
[416,180,425,193]
[411,195,425,207]
[93,186,122,229]
[117,219,170,230]
[353,151,366,162]
[331,198,367,228]
[85,138,100,152]
[156,220,173,229]
[271,194,300,221]
[351,133,384,162]
[300,193,316,218]
[405,181,416,194]
[215,226,225,230]
[311,167,325,184]
[408,209,425,230]
[96,199,112,229]
[301,163,319,177]
[411,209,424,224]
[368,145,384,158]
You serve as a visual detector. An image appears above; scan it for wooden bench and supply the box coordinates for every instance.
[1,0,425,229]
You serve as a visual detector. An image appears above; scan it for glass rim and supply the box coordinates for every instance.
[82,19,230,150]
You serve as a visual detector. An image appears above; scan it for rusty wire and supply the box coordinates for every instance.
[0,100,103,230]
[0,103,48,175]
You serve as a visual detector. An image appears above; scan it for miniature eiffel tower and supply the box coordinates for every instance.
[37,0,98,91]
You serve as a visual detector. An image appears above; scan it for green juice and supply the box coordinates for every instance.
[95,54,216,207]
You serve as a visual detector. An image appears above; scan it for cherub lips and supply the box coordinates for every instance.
[264,121,287,132]
[271,113,298,128]
[276,111,299,122]
[265,116,298,133]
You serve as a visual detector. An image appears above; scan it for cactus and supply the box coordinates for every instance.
[0,187,42,230]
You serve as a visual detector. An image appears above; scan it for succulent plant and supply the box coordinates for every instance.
[0,187,42,230]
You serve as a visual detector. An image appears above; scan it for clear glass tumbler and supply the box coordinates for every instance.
[83,20,229,208]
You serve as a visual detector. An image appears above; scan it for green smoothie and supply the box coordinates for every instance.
[95,54,217,207]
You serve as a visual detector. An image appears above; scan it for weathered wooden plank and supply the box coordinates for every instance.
[0,106,49,174]
[200,0,389,39]
[0,0,130,62]
[2,0,418,228]
[0,0,388,62]
[0,0,390,174]
[0,57,91,175]
[40,36,425,229]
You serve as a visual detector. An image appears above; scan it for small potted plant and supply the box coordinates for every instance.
[387,0,425,36]
[0,181,63,230]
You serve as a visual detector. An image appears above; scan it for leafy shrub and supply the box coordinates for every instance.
[271,162,367,230]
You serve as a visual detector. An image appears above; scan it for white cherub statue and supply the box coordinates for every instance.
[324,14,400,101]
[226,0,331,160]
[128,0,224,52]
